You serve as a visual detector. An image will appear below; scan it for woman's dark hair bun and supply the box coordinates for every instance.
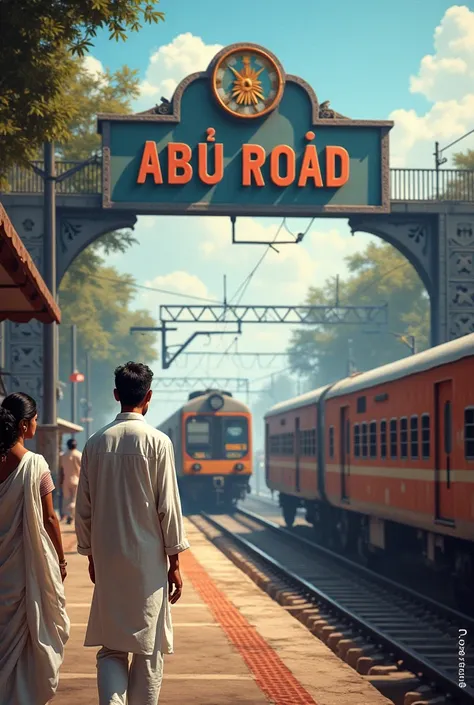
[0,393,37,457]
[0,407,20,457]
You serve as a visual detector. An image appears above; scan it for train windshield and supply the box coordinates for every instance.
[186,415,249,459]
[186,418,212,458]
[223,417,248,459]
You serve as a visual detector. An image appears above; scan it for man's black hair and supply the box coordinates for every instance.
[67,438,77,450]
[114,362,154,407]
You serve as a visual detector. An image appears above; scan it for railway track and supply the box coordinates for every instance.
[195,508,474,704]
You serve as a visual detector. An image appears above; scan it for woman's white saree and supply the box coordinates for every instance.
[0,452,70,704]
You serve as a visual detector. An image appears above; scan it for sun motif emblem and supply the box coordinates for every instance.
[212,45,284,119]
[230,56,265,106]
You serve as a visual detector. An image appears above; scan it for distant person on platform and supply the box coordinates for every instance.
[75,361,189,705]
[60,437,82,525]
[0,392,70,705]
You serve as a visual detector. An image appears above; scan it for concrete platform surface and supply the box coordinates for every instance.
[52,519,392,705]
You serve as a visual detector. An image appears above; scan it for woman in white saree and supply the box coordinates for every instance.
[0,393,70,705]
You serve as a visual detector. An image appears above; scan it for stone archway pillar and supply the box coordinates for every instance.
[3,203,137,451]
[349,209,474,347]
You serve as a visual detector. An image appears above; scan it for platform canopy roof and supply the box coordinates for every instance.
[0,203,60,323]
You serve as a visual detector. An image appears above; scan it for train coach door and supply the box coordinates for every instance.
[435,380,455,522]
[295,417,301,493]
[340,406,350,501]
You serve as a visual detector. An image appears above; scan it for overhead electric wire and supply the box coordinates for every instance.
[352,261,410,300]
[92,273,218,304]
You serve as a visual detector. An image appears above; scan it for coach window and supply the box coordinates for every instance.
[421,414,430,459]
[400,417,408,459]
[410,416,419,459]
[390,418,398,459]
[354,424,360,457]
[361,422,368,458]
[465,408,474,460]
[380,419,387,459]
[329,426,335,458]
[369,421,377,458]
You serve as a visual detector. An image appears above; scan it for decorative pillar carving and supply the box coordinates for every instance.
[2,203,137,450]
[446,218,474,339]
[4,208,45,448]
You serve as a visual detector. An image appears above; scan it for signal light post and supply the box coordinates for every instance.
[69,324,85,429]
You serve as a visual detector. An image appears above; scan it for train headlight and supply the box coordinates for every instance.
[192,463,202,472]
[209,394,224,411]
[234,463,244,472]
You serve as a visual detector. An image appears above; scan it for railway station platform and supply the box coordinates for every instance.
[55,520,393,705]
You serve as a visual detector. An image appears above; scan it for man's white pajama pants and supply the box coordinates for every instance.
[97,646,164,705]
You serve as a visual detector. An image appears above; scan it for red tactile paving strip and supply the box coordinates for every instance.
[181,549,318,705]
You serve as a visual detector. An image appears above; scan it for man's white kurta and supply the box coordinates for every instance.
[75,413,189,656]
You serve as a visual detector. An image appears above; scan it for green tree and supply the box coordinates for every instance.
[288,242,430,387]
[0,0,164,183]
[442,149,474,201]
[453,150,474,169]
[58,255,158,433]
[52,58,158,436]
[58,61,140,161]
[55,58,142,272]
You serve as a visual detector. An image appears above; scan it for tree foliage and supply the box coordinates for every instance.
[55,58,142,270]
[58,61,141,160]
[0,0,164,181]
[453,150,474,169]
[53,57,158,434]
[58,252,158,430]
[442,149,474,201]
[288,241,430,387]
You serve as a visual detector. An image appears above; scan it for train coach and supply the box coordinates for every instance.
[158,389,252,510]
[264,334,474,589]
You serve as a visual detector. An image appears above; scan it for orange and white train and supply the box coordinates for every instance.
[159,389,252,510]
[264,334,474,588]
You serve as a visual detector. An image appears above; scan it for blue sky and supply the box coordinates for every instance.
[77,3,474,431]
[92,0,454,119]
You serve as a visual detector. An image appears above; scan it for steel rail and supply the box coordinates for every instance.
[200,511,474,704]
[238,507,474,626]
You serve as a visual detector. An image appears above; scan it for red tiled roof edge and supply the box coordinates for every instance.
[0,202,61,323]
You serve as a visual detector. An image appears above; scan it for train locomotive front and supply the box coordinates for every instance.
[159,389,252,510]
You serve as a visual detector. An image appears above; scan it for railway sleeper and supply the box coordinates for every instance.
[404,686,442,705]
[357,653,388,675]
[198,519,457,705]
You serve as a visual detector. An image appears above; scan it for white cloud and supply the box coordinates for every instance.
[410,6,474,102]
[390,5,474,167]
[141,270,213,308]
[199,217,375,304]
[136,33,223,111]
[82,55,105,80]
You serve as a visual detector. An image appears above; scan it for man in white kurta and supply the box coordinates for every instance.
[75,361,189,705]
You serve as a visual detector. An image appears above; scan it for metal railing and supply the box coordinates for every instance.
[5,160,102,195]
[390,168,474,201]
[3,162,474,202]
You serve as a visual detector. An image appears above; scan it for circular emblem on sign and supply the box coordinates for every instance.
[212,46,284,119]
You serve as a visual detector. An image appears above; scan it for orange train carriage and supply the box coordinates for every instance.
[264,334,474,588]
[158,389,252,510]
